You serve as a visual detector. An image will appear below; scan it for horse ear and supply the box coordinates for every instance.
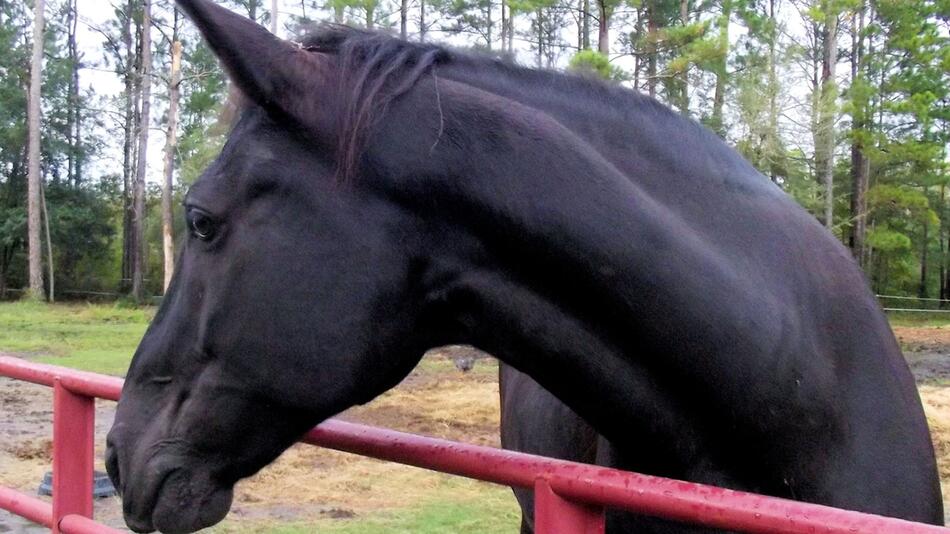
[175,0,333,137]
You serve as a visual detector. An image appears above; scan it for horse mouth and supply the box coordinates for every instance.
[124,466,234,534]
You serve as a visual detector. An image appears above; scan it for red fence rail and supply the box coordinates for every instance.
[0,355,946,534]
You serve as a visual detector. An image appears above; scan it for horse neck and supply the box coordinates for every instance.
[375,77,784,450]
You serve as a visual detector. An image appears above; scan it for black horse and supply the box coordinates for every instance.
[500,363,612,532]
[105,0,944,532]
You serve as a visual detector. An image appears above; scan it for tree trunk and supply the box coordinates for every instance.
[809,19,820,194]
[271,0,278,33]
[486,0,493,50]
[766,0,778,183]
[679,0,690,114]
[849,150,869,257]
[27,0,45,300]
[646,1,656,97]
[597,0,609,55]
[162,21,181,293]
[940,185,946,303]
[419,0,426,41]
[920,218,929,298]
[365,0,375,28]
[849,2,868,262]
[818,6,838,229]
[536,8,543,67]
[121,0,136,292]
[710,0,731,136]
[582,0,590,49]
[508,5,514,53]
[401,0,408,38]
[575,0,582,50]
[632,6,642,90]
[41,183,53,303]
[502,0,507,51]
[67,0,81,187]
[132,0,152,303]
[945,230,950,305]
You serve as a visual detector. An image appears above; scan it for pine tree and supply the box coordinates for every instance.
[132,0,153,302]
[161,7,182,292]
[27,0,45,300]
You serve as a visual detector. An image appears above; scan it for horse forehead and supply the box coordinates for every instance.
[190,130,282,200]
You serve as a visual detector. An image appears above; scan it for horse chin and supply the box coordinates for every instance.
[141,469,234,534]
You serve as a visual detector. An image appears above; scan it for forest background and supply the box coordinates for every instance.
[1,0,947,303]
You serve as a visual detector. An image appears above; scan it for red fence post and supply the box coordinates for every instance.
[534,479,605,534]
[52,378,94,534]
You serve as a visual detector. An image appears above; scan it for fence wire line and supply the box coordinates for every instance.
[881,307,950,314]
[877,294,950,303]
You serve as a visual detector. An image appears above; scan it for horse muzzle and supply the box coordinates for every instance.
[106,427,234,533]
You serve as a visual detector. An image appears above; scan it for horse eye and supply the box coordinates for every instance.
[188,210,216,241]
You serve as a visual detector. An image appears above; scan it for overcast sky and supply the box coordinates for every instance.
[64,1,810,186]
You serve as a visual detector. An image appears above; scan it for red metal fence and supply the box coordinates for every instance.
[0,355,947,534]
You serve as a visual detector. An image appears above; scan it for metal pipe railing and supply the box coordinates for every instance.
[0,355,947,534]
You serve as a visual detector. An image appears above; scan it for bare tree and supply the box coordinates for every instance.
[401,0,408,39]
[710,0,732,136]
[132,0,153,302]
[121,0,137,292]
[162,9,182,293]
[502,0,508,50]
[419,0,426,41]
[581,0,590,50]
[271,0,278,33]
[597,0,610,54]
[27,0,45,300]
[67,0,82,187]
[816,2,838,228]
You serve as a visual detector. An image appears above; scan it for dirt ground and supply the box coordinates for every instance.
[1,337,949,531]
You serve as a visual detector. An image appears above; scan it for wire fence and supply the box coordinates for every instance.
[1,287,162,303]
[877,295,950,314]
[4,286,950,316]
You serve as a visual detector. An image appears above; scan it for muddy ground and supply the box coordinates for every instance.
[1,336,948,532]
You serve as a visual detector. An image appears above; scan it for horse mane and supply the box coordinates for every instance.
[296,26,696,182]
[300,26,449,181]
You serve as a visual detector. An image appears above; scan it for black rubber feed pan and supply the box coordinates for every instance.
[37,470,117,499]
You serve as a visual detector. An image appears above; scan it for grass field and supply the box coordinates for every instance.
[0,301,948,531]
[0,301,152,375]
[888,311,950,328]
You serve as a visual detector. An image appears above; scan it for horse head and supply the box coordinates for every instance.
[105,2,461,531]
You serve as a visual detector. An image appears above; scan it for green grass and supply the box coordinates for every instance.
[0,300,153,375]
[885,310,950,327]
[208,494,520,534]
[414,354,499,379]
